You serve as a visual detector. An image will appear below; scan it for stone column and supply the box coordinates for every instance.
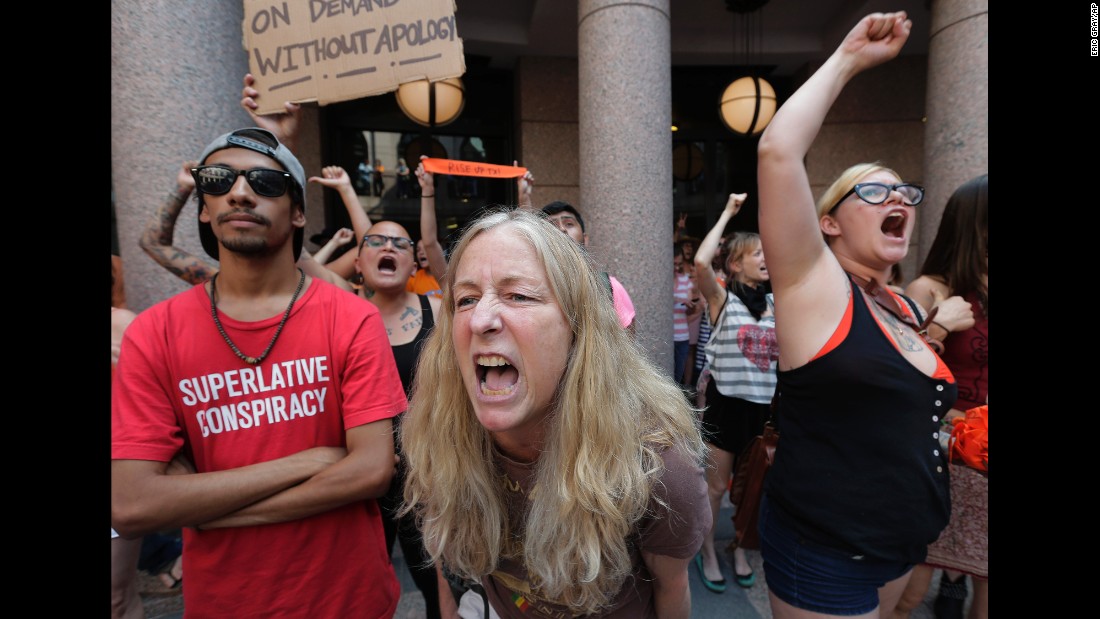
[578,0,672,370]
[111,1,321,312]
[516,56,581,209]
[918,0,988,266]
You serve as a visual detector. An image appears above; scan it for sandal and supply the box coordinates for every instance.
[734,568,756,588]
[694,553,727,593]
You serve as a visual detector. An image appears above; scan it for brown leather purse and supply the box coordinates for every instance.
[728,421,778,551]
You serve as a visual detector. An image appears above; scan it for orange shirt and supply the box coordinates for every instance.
[406,269,443,299]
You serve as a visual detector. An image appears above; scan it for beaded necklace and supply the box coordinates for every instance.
[209,268,305,365]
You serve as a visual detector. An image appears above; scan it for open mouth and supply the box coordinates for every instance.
[881,212,907,238]
[476,355,518,396]
[377,256,398,273]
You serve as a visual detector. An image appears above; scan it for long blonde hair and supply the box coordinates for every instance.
[399,209,704,614]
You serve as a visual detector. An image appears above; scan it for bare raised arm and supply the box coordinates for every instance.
[415,156,448,280]
[695,193,746,320]
[757,12,912,292]
[302,165,366,283]
[312,227,355,265]
[312,227,354,266]
[312,165,372,244]
[515,160,534,210]
[139,161,219,285]
[240,73,302,152]
[756,12,911,368]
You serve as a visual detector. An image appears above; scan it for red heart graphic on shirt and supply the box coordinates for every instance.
[738,324,779,372]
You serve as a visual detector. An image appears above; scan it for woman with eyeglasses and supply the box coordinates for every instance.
[361,223,450,618]
[754,12,970,618]
[894,174,988,619]
[307,165,447,618]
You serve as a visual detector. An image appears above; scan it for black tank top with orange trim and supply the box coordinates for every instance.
[764,276,956,563]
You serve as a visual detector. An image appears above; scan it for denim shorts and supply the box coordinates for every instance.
[758,495,914,615]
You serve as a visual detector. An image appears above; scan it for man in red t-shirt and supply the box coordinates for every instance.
[112,128,406,618]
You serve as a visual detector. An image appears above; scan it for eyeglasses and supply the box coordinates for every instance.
[191,165,292,198]
[828,183,924,214]
[361,234,414,251]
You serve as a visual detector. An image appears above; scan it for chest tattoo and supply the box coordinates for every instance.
[400,305,422,333]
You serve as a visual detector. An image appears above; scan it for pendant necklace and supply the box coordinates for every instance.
[846,272,943,354]
[209,268,305,365]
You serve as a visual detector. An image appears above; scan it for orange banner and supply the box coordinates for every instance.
[421,158,528,178]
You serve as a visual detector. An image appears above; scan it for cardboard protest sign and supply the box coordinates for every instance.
[242,0,465,114]
[421,158,528,178]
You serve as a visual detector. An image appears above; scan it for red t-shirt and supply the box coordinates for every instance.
[113,278,406,618]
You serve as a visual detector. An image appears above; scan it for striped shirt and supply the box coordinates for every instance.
[695,311,711,372]
[672,273,693,342]
[704,288,778,404]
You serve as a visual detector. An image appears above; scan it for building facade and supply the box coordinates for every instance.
[111,0,987,368]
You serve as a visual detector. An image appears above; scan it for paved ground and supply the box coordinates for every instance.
[140,498,964,618]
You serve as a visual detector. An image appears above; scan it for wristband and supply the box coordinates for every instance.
[422,194,435,198]
[931,320,950,334]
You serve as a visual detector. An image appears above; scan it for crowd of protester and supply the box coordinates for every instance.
[112,11,986,619]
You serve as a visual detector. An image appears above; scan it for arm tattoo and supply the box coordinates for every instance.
[141,191,187,247]
[139,187,216,285]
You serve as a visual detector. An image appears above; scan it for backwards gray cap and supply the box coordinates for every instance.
[195,127,306,261]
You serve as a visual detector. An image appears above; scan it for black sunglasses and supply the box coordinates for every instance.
[191,165,292,198]
[828,183,924,214]
[361,234,414,251]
